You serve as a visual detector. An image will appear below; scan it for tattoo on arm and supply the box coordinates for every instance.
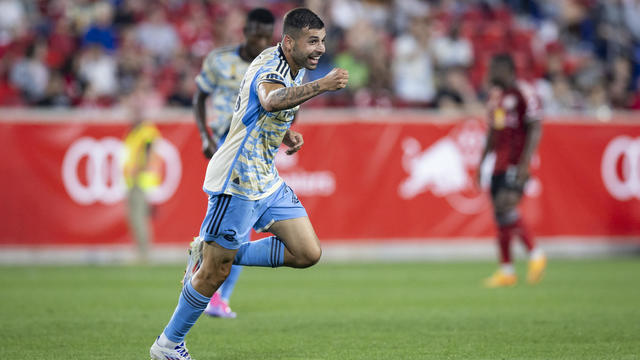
[269,81,323,111]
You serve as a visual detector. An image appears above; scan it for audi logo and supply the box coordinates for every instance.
[601,136,640,201]
[62,136,182,205]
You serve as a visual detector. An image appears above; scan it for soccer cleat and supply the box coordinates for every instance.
[484,270,517,288]
[150,337,194,360]
[204,292,237,318]
[181,237,204,287]
[527,255,547,284]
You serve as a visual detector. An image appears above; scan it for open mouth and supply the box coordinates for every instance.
[308,54,321,66]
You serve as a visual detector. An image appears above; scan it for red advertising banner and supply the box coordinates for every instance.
[1,121,208,246]
[1,113,639,246]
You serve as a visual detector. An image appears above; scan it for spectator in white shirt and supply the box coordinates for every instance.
[77,45,118,97]
[135,8,179,63]
[432,22,473,70]
[10,40,49,103]
[391,15,435,104]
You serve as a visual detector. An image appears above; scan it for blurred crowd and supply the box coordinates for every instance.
[1,0,640,117]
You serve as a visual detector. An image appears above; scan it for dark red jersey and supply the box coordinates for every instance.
[487,81,542,174]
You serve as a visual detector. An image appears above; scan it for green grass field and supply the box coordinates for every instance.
[1,259,639,360]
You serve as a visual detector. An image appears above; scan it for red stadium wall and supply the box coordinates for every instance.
[1,112,639,246]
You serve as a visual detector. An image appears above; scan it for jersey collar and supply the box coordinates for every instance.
[277,43,302,80]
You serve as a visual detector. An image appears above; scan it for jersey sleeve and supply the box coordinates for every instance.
[255,69,286,89]
[195,53,219,94]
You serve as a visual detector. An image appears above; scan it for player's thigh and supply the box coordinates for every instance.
[254,184,317,255]
[268,216,321,256]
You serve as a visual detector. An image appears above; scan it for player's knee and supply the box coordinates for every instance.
[196,262,232,288]
[296,243,321,268]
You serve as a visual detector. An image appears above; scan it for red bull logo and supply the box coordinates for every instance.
[398,120,541,214]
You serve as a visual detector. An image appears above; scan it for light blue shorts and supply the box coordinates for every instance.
[199,183,307,250]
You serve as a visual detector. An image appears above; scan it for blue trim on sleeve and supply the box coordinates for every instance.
[262,73,286,85]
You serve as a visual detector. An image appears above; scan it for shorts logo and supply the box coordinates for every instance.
[601,136,640,201]
[61,136,182,205]
[222,229,237,242]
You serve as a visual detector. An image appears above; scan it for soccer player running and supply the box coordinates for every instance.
[192,8,275,319]
[476,54,546,288]
[150,8,348,360]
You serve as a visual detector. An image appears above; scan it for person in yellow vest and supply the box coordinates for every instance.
[123,106,161,263]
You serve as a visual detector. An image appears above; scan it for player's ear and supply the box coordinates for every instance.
[283,34,295,49]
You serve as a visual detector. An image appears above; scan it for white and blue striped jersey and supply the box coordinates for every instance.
[203,45,306,200]
[195,45,250,140]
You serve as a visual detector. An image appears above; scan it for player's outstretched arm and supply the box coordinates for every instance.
[258,68,348,112]
[193,88,217,159]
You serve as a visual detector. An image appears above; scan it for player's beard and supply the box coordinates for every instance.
[305,51,322,69]
[293,46,322,70]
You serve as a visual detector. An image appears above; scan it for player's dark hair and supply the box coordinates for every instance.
[246,8,275,25]
[282,8,324,38]
[491,53,516,72]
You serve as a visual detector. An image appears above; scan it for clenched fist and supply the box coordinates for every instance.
[319,68,349,91]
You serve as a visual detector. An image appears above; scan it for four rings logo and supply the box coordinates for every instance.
[62,137,182,205]
[601,136,640,201]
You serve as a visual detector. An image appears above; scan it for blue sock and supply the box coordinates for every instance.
[163,280,211,343]
[234,236,285,267]
[219,265,243,302]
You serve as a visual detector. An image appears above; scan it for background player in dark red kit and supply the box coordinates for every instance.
[477,53,546,288]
